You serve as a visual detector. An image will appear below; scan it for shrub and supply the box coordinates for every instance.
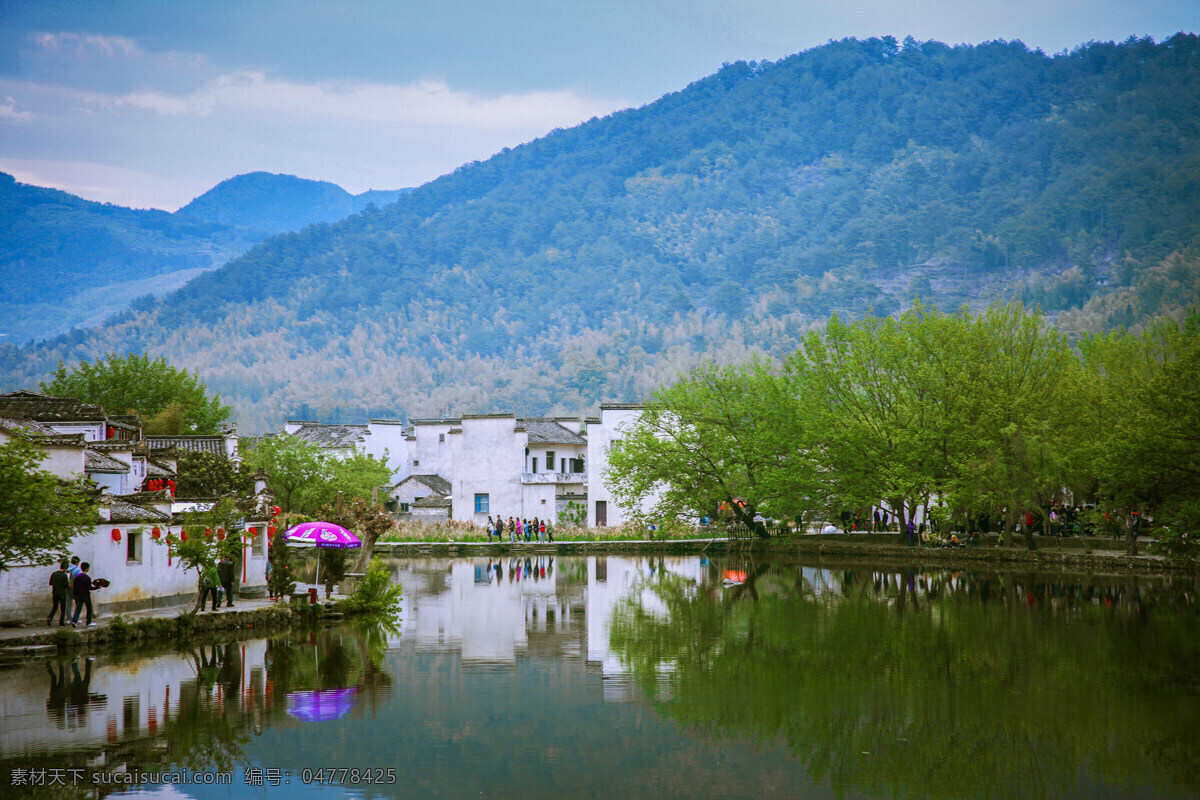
[341,558,403,616]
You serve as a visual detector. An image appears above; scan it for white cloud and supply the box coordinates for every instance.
[108,70,621,132]
[0,96,34,122]
[0,71,630,209]
[35,32,144,59]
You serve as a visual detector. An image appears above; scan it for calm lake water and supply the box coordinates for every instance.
[2,554,1198,799]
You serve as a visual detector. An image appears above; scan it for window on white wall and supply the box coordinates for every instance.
[475,493,489,513]
[126,529,142,563]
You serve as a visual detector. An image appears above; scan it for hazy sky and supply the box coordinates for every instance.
[0,0,1194,210]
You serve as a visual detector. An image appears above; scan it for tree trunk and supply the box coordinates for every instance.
[1124,515,1139,557]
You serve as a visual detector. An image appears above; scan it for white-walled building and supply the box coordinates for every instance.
[586,403,654,528]
[282,404,654,530]
[0,391,269,624]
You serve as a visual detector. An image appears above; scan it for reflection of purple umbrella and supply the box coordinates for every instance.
[286,687,359,722]
[283,522,361,588]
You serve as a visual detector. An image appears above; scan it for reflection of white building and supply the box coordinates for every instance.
[391,554,709,699]
[0,640,268,759]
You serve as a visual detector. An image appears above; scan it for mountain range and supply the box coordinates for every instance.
[2,34,1198,433]
[0,172,409,342]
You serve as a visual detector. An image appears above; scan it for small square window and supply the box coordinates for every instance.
[475,493,489,513]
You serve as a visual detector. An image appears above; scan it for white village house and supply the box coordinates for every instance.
[369,403,656,529]
[271,404,655,530]
[0,391,270,625]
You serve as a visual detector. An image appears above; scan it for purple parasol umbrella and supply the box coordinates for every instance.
[285,687,359,722]
[282,521,361,589]
[282,521,362,549]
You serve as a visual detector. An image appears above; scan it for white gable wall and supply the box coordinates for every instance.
[450,416,525,525]
[365,419,409,483]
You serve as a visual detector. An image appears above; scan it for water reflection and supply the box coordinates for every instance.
[0,556,1196,800]
[0,621,394,798]
[610,558,1200,800]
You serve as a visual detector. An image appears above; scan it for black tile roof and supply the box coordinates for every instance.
[0,391,108,422]
[413,493,451,508]
[144,436,227,456]
[108,498,171,523]
[523,420,587,446]
[289,424,369,449]
[392,474,452,494]
[85,449,129,473]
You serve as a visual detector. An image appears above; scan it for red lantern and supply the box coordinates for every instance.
[180,529,189,542]
[247,526,257,537]
[267,526,277,538]
[111,527,121,542]
[272,506,281,515]
[217,529,226,541]
[167,479,176,497]
[151,526,161,539]
[204,528,213,538]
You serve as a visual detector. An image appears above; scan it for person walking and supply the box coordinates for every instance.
[70,562,97,627]
[265,558,275,600]
[202,563,221,612]
[48,560,72,626]
[217,555,236,607]
[486,516,495,542]
[66,556,82,581]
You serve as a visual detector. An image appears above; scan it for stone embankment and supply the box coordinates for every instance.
[370,533,1196,574]
[0,596,340,654]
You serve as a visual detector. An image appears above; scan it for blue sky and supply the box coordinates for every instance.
[0,0,1195,210]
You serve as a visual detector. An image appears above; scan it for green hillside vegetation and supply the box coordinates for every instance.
[175,171,410,233]
[2,35,1199,431]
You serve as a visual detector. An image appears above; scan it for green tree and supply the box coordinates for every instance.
[967,306,1083,547]
[0,436,98,571]
[1079,313,1200,552]
[244,435,329,514]
[40,352,231,434]
[605,359,819,536]
[175,450,255,498]
[246,437,391,516]
[155,498,246,613]
[788,308,959,534]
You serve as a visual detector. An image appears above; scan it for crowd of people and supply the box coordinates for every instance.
[484,515,555,543]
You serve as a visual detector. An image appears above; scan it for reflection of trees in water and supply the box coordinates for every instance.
[610,560,1200,799]
[3,621,397,799]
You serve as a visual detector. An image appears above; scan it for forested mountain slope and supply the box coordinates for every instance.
[3,35,1199,432]
[175,172,410,233]
[0,173,269,342]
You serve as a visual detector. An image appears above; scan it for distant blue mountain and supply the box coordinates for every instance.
[175,172,411,232]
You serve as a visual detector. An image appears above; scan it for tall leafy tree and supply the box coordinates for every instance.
[244,435,329,514]
[1079,313,1200,552]
[605,359,819,536]
[946,304,1086,548]
[0,436,99,571]
[41,352,231,434]
[245,436,391,515]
